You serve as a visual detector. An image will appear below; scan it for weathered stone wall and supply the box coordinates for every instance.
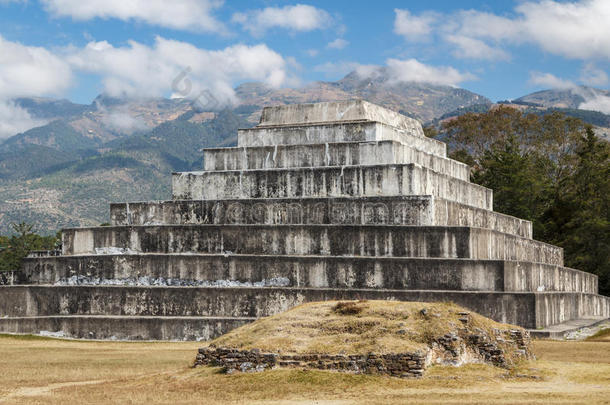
[171,164,493,210]
[60,225,562,265]
[110,196,532,238]
[22,255,597,294]
[535,292,610,329]
[204,141,468,180]
[256,100,425,135]
[2,285,608,328]
[503,262,597,293]
[0,315,253,341]
[194,347,428,377]
[193,326,533,377]
[239,120,440,150]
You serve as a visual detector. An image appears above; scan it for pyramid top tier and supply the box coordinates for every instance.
[238,100,436,150]
[260,99,423,132]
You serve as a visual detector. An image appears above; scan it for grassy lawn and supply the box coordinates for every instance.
[0,334,609,404]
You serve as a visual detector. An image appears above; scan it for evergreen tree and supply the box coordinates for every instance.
[443,109,609,295]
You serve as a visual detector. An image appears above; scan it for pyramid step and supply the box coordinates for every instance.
[172,164,493,210]
[256,100,425,134]
[22,254,597,294]
[60,225,563,265]
[529,318,609,339]
[0,315,254,341]
[1,285,608,329]
[110,196,532,238]
[237,120,446,156]
[204,141,469,181]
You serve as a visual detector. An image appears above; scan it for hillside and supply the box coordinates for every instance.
[235,68,491,123]
[0,110,248,234]
[515,86,610,109]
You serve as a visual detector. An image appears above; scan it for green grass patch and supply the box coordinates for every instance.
[586,328,610,341]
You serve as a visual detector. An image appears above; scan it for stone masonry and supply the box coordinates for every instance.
[193,315,533,377]
[0,100,608,340]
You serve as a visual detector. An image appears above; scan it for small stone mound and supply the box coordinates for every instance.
[194,301,534,378]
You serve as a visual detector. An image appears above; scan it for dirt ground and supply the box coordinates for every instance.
[0,334,609,404]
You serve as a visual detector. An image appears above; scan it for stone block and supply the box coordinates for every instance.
[109,196,531,238]
[237,121,444,156]
[1,285,608,329]
[204,141,466,180]
[60,224,562,265]
[256,100,424,134]
[172,164,493,210]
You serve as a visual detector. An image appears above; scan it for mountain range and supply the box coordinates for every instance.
[1,70,609,235]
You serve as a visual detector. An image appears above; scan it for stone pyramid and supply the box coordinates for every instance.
[1,100,608,340]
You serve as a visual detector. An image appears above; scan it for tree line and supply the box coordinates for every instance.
[433,106,609,295]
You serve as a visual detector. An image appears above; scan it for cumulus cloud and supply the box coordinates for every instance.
[0,36,72,97]
[327,38,348,50]
[232,4,331,36]
[40,0,226,33]
[445,35,510,61]
[67,37,291,107]
[514,0,610,60]
[0,35,72,138]
[385,58,474,86]
[316,58,473,87]
[98,106,148,133]
[393,9,437,41]
[580,64,608,87]
[0,101,48,139]
[399,1,610,61]
[579,94,610,114]
[529,72,576,89]
[314,61,363,77]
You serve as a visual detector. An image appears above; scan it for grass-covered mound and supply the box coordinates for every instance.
[198,301,534,376]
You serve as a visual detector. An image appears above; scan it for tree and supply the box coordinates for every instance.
[443,108,610,295]
[0,223,59,272]
[546,128,610,294]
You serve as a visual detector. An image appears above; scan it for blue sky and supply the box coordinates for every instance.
[0,0,609,133]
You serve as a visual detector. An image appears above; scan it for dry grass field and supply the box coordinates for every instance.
[0,331,609,404]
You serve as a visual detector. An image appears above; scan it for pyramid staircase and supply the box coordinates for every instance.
[1,100,608,340]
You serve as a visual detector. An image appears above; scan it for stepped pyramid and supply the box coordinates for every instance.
[1,100,608,340]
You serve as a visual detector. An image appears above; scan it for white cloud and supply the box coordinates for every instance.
[314,61,363,77]
[305,49,318,57]
[450,10,520,42]
[327,38,348,50]
[316,58,473,86]
[0,35,72,139]
[0,36,72,98]
[515,0,610,60]
[67,37,291,107]
[445,35,510,61]
[436,0,610,61]
[393,9,437,41]
[40,0,226,33]
[580,64,608,87]
[579,94,610,114]
[0,101,48,139]
[385,58,474,87]
[232,4,331,36]
[528,72,576,89]
[99,106,148,133]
